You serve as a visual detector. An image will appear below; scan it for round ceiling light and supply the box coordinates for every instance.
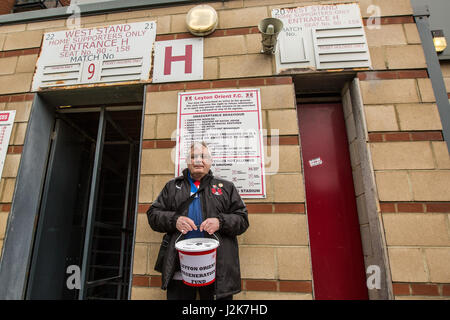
[186,5,218,36]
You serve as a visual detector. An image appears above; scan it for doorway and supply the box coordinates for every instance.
[26,106,142,300]
[298,103,368,300]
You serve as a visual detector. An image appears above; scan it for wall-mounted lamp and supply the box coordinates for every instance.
[258,18,283,54]
[186,5,218,36]
[431,29,447,54]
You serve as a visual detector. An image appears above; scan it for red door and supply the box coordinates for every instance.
[298,103,368,300]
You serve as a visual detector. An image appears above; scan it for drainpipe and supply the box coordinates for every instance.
[414,4,450,153]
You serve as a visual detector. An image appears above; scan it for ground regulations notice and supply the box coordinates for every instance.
[176,89,266,198]
[32,21,157,90]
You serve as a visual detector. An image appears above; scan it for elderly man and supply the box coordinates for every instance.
[147,141,249,300]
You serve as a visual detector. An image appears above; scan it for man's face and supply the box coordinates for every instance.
[187,145,212,180]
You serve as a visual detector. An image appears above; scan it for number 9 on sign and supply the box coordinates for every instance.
[82,61,100,83]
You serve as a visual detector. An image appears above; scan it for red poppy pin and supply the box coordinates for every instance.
[211,185,222,195]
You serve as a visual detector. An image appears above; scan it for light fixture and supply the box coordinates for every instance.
[258,18,283,54]
[431,29,447,54]
[186,5,218,36]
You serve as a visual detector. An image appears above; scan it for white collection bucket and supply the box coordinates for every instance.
[175,236,220,287]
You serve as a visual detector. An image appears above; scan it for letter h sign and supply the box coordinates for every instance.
[153,38,203,83]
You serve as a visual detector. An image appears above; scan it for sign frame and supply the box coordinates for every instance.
[32,21,157,91]
[273,3,372,72]
[176,89,266,198]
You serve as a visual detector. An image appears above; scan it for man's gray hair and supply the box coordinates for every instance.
[186,141,212,159]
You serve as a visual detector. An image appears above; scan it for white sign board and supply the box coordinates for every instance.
[153,38,203,83]
[32,21,157,90]
[273,3,371,72]
[0,111,16,178]
[176,89,266,198]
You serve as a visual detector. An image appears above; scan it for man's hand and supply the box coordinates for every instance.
[200,218,220,235]
[176,216,197,234]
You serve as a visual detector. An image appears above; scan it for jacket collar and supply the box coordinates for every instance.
[180,168,213,186]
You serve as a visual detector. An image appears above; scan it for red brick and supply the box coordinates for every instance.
[362,16,414,25]
[12,146,23,154]
[132,275,150,287]
[279,281,312,293]
[185,81,211,90]
[25,94,35,101]
[380,202,396,213]
[1,204,11,212]
[274,203,304,213]
[266,136,299,146]
[175,33,194,40]
[238,78,266,87]
[22,48,40,55]
[357,73,367,81]
[246,203,272,213]
[410,131,443,141]
[368,133,384,142]
[0,96,10,103]
[279,136,299,145]
[374,71,399,80]
[265,77,292,85]
[159,83,185,91]
[411,284,439,296]
[9,94,25,102]
[3,50,21,58]
[146,85,160,92]
[207,29,226,38]
[138,204,150,213]
[443,285,450,296]
[0,0,15,15]
[155,140,176,148]
[155,34,175,41]
[245,280,277,291]
[384,132,411,142]
[397,203,424,213]
[397,70,428,79]
[150,276,162,287]
[211,80,238,88]
[383,16,414,24]
[426,202,450,213]
[141,140,155,149]
[225,27,252,36]
[358,71,398,81]
[393,283,410,295]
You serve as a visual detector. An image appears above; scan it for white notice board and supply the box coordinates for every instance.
[176,89,266,198]
[32,21,157,90]
[152,38,204,83]
[0,111,16,179]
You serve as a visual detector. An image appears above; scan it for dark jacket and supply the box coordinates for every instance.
[147,169,249,299]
